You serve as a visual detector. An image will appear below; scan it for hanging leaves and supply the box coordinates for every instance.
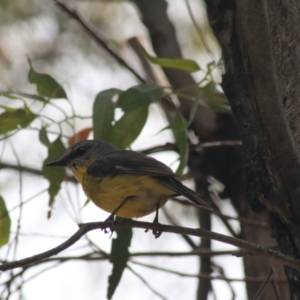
[142,47,200,73]
[93,89,121,142]
[107,219,132,300]
[40,131,65,218]
[0,195,11,248]
[28,58,67,99]
[0,104,37,135]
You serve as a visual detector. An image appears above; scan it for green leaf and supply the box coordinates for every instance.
[202,82,228,104]
[117,84,163,113]
[0,105,37,135]
[0,195,11,248]
[108,106,148,149]
[206,102,231,113]
[142,48,200,73]
[173,109,189,175]
[107,218,132,300]
[158,122,187,134]
[42,135,65,218]
[39,127,50,147]
[28,58,67,99]
[186,93,201,127]
[93,89,121,142]
[201,82,231,113]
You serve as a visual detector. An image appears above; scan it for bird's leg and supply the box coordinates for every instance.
[152,203,162,238]
[103,196,131,235]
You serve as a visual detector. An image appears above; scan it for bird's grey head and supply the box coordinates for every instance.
[46,140,117,167]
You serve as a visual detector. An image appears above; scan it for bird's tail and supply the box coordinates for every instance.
[162,178,212,210]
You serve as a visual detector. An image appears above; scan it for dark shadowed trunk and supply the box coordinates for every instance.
[205,0,300,298]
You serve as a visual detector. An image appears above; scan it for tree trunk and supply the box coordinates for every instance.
[205,0,300,298]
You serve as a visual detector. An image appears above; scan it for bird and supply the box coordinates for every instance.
[46,140,210,237]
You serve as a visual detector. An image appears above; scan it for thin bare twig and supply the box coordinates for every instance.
[192,140,242,151]
[0,162,77,183]
[127,37,157,83]
[127,265,167,300]
[211,263,236,299]
[252,268,274,300]
[271,279,282,300]
[140,140,242,155]
[0,163,43,177]
[0,139,242,182]
[131,261,285,284]
[1,220,300,272]
[162,206,197,249]
[184,0,216,62]
[171,198,270,230]
[1,249,238,267]
[53,0,146,83]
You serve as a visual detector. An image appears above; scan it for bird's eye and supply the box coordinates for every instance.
[76,147,86,155]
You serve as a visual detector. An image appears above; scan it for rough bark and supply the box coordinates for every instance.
[205,0,300,298]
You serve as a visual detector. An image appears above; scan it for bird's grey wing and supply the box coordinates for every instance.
[87,150,176,177]
[86,150,210,208]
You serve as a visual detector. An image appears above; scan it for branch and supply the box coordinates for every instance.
[127,265,167,300]
[0,162,43,177]
[131,261,286,283]
[127,37,157,83]
[0,162,77,183]
[252,268,274,300]
[0,249,240,265]
[0,138,242,183]
[132,0,217,138]
[140,140,242,155]
[1,220,300,272]
[171,198,270,230]
[53,0,146,83]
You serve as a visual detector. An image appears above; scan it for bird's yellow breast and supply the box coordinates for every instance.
[81,174,174,218]
[71,165,88,183]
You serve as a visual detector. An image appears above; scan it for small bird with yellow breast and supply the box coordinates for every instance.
[47,140,209,237]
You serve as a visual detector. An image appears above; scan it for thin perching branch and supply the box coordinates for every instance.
[1,220,300,272]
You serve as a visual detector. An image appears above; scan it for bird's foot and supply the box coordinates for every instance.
[152,219,163,238]
[103,213,115,237]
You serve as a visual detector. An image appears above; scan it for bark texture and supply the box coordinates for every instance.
[205,0,300,298]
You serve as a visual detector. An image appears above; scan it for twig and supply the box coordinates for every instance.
[0,139,242,181]
[183,0,216,62]
[0,249,239,267]
[131,261,284,283]
[162,206,197,249]
[53,0,146,83]
[211,263,236,299]
[130,249,238,258]
[127,37,157,83]
[271,279,282,300]
[127,265,167,300]
[0,163,43,177]
[1,220,300,272]
[252,268,274,300]
[192,140,242,151]
[171,198,270,230]
[0,162,77,183]
[140,140,242,155]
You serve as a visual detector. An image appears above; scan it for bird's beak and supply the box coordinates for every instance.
[46,158,68,167]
